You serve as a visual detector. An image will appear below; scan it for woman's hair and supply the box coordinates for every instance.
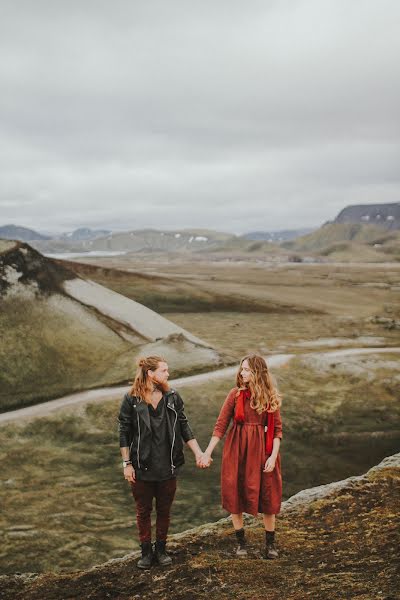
[236,354,282,413]
[130,355,169,402]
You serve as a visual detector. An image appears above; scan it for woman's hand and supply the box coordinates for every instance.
[124,465,136,483]
[197,452,213,468]
[263,456,276,473]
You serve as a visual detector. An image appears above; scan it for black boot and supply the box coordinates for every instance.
[154,540,172,566]
[235,528,248,557]
[264,530,278,560]
[137,541,153,569]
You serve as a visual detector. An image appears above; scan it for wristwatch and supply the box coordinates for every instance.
[122,460,132,468]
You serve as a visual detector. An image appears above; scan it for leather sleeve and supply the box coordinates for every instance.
[212,388,237,439]
[174,392,195,443]
[118,394,134,448]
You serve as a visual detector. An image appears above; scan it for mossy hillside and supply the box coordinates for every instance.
[60,260,306,314]
[0,354,399,574]
[0,294,135,412]
[2,457,399,600]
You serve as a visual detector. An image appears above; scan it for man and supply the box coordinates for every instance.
[118,355,206,569]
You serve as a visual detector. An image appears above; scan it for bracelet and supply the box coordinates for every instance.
[122,460,132,468]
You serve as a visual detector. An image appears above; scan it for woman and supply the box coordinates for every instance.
[200,354,283,559]
[118,355,203,569]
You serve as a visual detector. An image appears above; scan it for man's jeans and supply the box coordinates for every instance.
[131,478,177,542]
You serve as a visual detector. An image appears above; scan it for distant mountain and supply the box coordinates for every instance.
[241,228,315,242]
[31,228,235,255]
[281,222,400,262]
[333,203,400,229]
[0,224,50,241]
[59,227,112,241]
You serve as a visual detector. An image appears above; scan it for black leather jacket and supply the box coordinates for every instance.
[118,389,195,476]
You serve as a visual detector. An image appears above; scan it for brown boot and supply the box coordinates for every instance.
[137,541,153,569]
[264,530,279,560]
[235,528,248,557]
[154,540,172,566]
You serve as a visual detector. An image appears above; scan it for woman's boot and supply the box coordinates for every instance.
[235,528,248,557]
[137,541,153,569]
[264,530,279,559]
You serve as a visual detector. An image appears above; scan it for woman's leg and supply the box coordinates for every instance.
[231,513,244,530]
[263,513,278,559]
[263,513,275,532]
[231,513,247,556]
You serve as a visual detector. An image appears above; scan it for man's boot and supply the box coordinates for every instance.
[264,530,279,559]
[235,528,248,557]
[137,541,153,569]
[154,540,172,566]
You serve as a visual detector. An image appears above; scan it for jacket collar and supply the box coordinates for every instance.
[135,399,151,430]
[135,391,176,429]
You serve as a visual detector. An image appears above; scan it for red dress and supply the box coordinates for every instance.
[213,387,283,516]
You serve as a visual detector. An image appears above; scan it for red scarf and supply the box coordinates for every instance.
[234,389,275,455]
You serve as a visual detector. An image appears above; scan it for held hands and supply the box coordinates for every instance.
[196,452,213,469]
[263,456,276,473]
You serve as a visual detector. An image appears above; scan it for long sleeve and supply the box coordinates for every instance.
[273,408,283,440]
[175,392,195,443]
[212,388,237,439]
[118,394,134,448]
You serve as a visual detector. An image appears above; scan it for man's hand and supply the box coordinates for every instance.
[124,464,136,483]
[197,452,213,469]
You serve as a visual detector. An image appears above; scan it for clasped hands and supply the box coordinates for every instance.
[196,451,213,469]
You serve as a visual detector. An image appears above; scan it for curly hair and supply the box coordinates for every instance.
[236,354,282,413]
[130,355,169,403]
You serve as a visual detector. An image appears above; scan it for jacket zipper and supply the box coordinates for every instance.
[136,412,141,470]
[169,404,178,474]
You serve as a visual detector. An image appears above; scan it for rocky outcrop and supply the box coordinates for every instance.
[334,203,400,229]
[0,241,76,296]
[1,453,398,600]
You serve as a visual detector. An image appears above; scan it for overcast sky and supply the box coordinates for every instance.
[0,0,399,234]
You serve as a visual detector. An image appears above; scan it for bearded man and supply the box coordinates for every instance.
[118,355,205,569]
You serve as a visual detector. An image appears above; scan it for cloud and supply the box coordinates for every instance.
[0,0,399,233]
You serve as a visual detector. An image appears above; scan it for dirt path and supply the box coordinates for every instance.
[1,347,400,426]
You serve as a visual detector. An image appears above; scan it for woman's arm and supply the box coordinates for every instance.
[264,437,281,472]
[199,388,237,467]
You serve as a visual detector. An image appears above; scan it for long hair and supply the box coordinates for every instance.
[130,355,169,403]
[236,354,282,413]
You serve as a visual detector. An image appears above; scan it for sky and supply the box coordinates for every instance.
[0,0,399,235]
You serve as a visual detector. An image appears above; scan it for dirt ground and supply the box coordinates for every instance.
[1,457,398,600]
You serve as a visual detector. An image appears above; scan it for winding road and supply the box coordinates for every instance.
[1,346,400,426]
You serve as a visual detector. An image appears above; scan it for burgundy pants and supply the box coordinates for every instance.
[131,478,177,543]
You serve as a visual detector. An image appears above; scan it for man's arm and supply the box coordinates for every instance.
[186,438,204,466]
[118,395,135,482]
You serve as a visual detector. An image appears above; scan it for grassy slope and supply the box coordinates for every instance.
[4,462,398,600]
[0,354,399,574]
[3,258,399,410]
[281,223,400,261]
[0,293,136,412]
[59,260,302,314]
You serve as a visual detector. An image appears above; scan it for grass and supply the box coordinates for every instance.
[0,353,399,574]
[0,294,135,412]
[59,260,303,314]
[3,257,400,412]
